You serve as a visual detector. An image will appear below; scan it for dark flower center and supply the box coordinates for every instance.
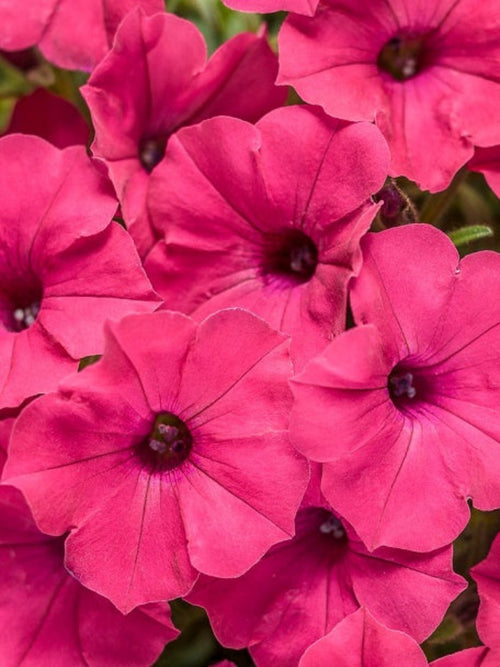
[11,301,40,331]
[377,35,427,81]
[138,135,168,173]
[388,363,430,412]
[137,412,192,472]
[1,277,43,333]
[263,229,318,284]
[319,513,346,541]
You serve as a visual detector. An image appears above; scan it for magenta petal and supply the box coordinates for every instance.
[6,89,90,148]
[221,0,318,16]
[290,324,396,462]
[469,146,500,198]
[299,608,428,667]
[146,107,388,365]
[180,432,307,578]
[0,0,56,50]
[39,223,161,358]
[0,486,177,666]
[471,533,500,653]
[432,648,491,666]
[5,309,304,612]
[177,309,292,430]
[83,9,284,255]
[0,137,116,259]
[0,326,76,409]
[351,225,460,361]
[65,474,198,612]
[39,0,164,71]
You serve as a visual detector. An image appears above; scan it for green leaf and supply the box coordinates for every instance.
[78,355,101,371]
[448,225,494,248]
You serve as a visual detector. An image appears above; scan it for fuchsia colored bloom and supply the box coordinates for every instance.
[299,608,428,667]
[278,0,500,191]
[0,134,160,408]
[0,485,177,666]
[4,309,308,613]
[6,88,90,148]
[145,105,389,367]
[469,147,500,198]
[82,10,287,256]
[291,224,500,552]
[188,471,463,666]
[0,0,163,71]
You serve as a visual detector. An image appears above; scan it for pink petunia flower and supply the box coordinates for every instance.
[0,484,177,666]
[469,146,500,198]
[0,134,160,408]
[145,105,389,368]
[187,471,463,666]
[5,88,90,148]
[291,224,500,552]
[3,309,308,613]
[299,607,428,667]
[82,9,287,257]
[278,0,500,191]
[0,0,163,71]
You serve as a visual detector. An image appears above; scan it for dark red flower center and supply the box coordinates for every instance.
[377,35,427,81]
[263,229,318,284]
[138,135,168,173]
[137,412,193,472]
[1,279,43,333]
[388,363,430,412]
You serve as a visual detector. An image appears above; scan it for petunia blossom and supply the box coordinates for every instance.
[278,0,500,191]
[3,309,308,613]
[0,134,160,408]
[0,0,163,71]
[145,105,389,367]
[0,484,177,666]
[469,146,500,198]
[187,471,463,666]
[82,9,287,256]
[5,88,90,148]
[291,224,500,552]
[299,607,428,667]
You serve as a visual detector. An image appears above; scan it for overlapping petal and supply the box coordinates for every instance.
[82,9,286,255]
[0,135,160,408]
[0,485,177,666]
[4,309,308,612]
[278,0,500,190]
[0,0,163,71]
[146,105,389,367]
[291,225,500,551]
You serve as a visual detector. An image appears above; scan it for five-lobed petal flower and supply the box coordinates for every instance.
[3,309,309,613]
[291,224,500,552]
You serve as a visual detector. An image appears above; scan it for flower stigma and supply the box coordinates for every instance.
[12,301,41,330]
[138,136,168,173]
[319,514,346,540]
[377,35,427,81]
[138,412,193,472]
[264,229,318,284]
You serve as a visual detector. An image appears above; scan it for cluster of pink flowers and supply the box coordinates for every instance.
[0,0,499,664]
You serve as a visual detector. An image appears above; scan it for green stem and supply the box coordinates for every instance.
[420,167,469,227]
